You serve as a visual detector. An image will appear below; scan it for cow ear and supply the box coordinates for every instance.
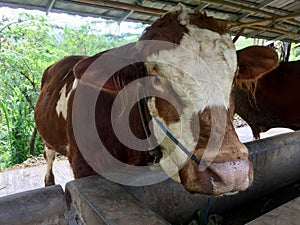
[236,46,279,80]
[73,52,120,92]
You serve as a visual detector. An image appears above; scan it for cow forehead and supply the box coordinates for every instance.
[146,25,237,111]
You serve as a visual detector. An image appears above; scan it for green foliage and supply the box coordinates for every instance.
[290,43,300,61]
[234,36,254,50]
[0,90,33,166]
[59,22,140,55]
[0,10,142,169]
[0,13,58,168]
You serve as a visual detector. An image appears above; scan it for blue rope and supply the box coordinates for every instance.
[204,197,211,224]
[152,116,204,165]
[144,94,206,166]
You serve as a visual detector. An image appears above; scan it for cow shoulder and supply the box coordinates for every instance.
[73,45,148,92]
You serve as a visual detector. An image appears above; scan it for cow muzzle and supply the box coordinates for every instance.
[180,158,253,196]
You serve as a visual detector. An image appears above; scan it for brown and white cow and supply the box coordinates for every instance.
[234,47,300,139]
[35,6,278,196]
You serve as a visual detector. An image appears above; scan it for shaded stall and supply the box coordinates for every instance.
[1,0,300,224]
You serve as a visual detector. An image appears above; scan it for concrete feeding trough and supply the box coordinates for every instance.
[1,131,300,224]
[66,131,300,224]
[0,185,68,225]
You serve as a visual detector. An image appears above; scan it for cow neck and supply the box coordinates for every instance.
[137,95,162,164]
[137,90,207,167]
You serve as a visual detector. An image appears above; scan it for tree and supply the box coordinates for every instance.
[0,10,142,169]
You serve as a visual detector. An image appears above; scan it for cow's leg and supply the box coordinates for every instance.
[68,144,96,179]
[44,145,56,186]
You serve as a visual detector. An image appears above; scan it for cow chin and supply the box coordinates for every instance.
[179,158,254,196]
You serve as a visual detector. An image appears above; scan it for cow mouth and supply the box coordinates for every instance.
[180,158,253,196]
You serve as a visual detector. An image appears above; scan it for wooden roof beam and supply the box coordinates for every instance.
[231,0,275,20]
[251,25,300,38]
[232,27,245,43]
[194,2,210,11]
[223,19,300,40]
[200,0,275,17]
[117,10,134,24]
[71,0,166,16]
[46,0,56,15]
[200,0,300,27]
[275,28,300,41]
[231,12,300,29]
[236,24,300,39]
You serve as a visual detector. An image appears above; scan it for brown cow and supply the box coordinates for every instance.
[35,6,278,196]
[234,46,299,139]
[35,55,86,186]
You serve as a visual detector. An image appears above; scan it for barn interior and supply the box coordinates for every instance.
[0,1,300,225]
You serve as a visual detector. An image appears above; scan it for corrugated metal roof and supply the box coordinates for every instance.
[1,0,300,42]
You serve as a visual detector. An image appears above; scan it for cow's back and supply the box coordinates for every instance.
[35,55,85,155]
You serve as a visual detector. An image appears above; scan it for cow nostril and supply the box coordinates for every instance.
[207,168,222,183]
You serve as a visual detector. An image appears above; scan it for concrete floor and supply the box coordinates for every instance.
[0,160,74,198]
[236,126,293,143]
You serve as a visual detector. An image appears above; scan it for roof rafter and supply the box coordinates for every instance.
[46,0,56,15]
[231,0,276,20]
[71,0,166,15]
[200,0,300,27]
[1,0,300,42]
[117,10,134,24]
[231,12,300,29]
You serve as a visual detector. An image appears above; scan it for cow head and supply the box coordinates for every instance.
[71,6,278,196]
[232,45,279,114]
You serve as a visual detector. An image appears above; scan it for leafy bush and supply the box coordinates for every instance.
[0,10,142,169]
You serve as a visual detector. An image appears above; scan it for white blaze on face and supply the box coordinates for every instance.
[56,84,72,120]
[145,10,237,182]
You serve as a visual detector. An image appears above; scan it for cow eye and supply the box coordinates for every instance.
[153,76,161,84]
